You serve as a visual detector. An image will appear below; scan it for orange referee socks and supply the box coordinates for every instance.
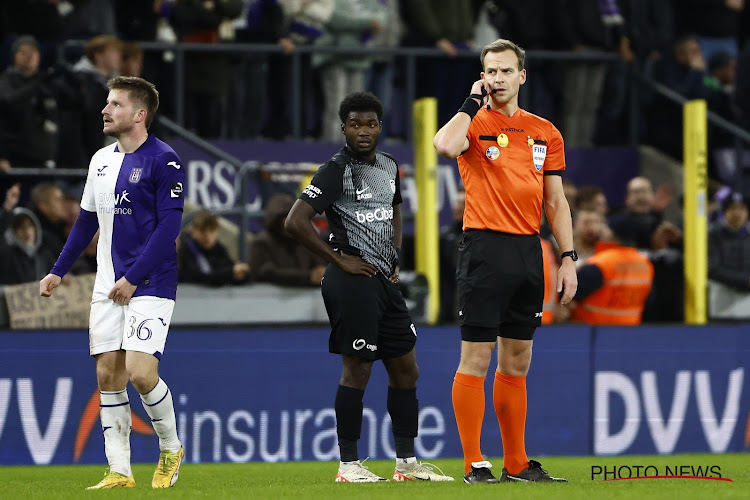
[452,372,486,474]
[493,371,529,475]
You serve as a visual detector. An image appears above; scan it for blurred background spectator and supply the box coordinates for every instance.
[708,191,750,291]
[0,36,59,169]
[313,0,385,142]
[179,210,251,285]
[0,208,56,285]
[171,0,244,138]
[401,0,475,127]
[249,193,326,286]
[28,182,67,259]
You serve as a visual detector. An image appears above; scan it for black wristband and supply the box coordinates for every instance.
[458,96,481,119]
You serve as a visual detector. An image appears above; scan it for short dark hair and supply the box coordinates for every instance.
[480,38,525,71]
[338,91,383,124]
[721,191,747,213]
[30,182,59,207]
[107,76,159,128]
[576,185,605,210]
[85,35,121,62]
[191,210,219,232]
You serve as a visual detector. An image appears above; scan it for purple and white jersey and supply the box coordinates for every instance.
[81,135,185,300]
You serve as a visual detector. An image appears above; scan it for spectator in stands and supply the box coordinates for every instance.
[178,210,251,285]
[250,193,326,286]
[573,209,606,266]
[647,35,711,159]
[0,36,59,169]
[704,51,744,184]
[609,176,681,250]
[171,0,244,138]
[367,0,403,134]
[313,0,385,142]
[575,185,609,218]
[401,0,476,127]
[568,234,654,325]
[114,0,162,40]
[0,183,21,235]
[708,191,750,291]
[557,0,632,148]
[29,182,67,259]
[674,0,744,61]
[3,2,77,69]
[59,35,123,167]
[120,42,144,78]
[0,208,56,285]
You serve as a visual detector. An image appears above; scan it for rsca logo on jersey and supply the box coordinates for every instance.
[303,184,322,199]
[355,207,393,223]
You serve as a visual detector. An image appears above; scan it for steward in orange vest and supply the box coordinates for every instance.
[570,241,654,325]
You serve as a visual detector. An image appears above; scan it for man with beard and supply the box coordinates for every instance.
[433,38,576,483]
[39,76,185,489]
[284,91,454,483]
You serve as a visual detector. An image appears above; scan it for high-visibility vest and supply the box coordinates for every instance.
[571,242,654,325]
[541,238,558,324]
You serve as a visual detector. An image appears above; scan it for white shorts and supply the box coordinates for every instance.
[89,296,175,358]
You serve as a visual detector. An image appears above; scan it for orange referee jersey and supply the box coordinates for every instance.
[457,106,565,235]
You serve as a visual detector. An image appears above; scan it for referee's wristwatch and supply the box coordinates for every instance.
[561,250,578,262]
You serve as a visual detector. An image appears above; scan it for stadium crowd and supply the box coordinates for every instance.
[1,0,750,323]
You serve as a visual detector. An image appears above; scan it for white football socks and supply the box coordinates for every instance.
[99,389,132,477]
[140,378,181,453]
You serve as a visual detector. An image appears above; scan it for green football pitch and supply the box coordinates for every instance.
[2,454,748,499]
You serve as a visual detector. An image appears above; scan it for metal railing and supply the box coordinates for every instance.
[58,41,624,143]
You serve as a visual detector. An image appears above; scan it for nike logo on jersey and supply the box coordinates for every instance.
[159,318,167,326]
[356,183,372,200]
[167,161,181,170]
[97,165,108,176]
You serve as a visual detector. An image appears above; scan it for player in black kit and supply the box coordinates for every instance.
[285,92,454,483]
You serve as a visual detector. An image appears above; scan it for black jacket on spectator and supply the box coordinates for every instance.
[0,208,56,285]
[708,222,750,291]
[608,210,663,249]
[249,194,325,287]
[31,207,66,260]
[674,0,742,39]
[178,233,242,286]
[0,66,58,167]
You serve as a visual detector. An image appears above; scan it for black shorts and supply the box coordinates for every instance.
[456,229,544,342]
[321,264,416,361]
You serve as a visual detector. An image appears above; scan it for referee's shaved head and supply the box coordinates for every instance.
[481,39,525,71]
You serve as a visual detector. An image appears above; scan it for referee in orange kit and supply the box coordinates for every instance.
[434,38,577,483]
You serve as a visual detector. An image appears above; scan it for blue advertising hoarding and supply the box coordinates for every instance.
[0,325,747,465]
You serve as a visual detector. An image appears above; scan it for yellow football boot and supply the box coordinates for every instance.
[152,447,185,488]
[86,469,136,490]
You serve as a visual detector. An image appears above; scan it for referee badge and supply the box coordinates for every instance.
[497,134,509,147]
[485,146,500,160]
[532,141,547,171]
